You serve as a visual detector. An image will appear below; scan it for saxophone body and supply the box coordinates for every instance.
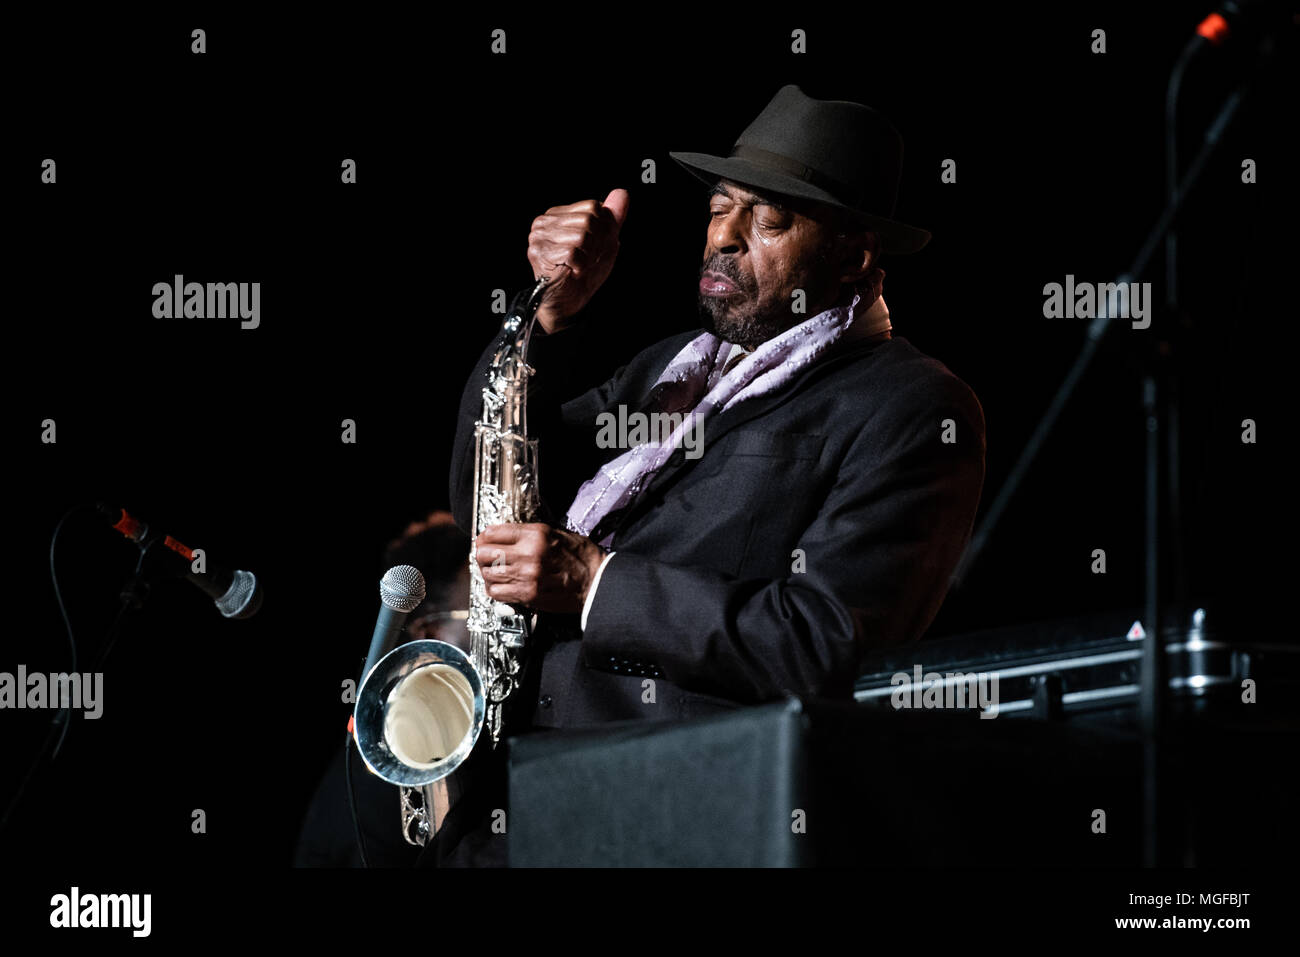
[353,277,549,847]
[468,279,547,747]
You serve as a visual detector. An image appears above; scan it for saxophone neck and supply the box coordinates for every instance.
[502,277,550,346]
[486,277,552,430]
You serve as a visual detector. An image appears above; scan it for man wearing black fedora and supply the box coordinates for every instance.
[446,85,985,830]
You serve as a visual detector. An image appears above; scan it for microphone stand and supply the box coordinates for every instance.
[948,32,1280,867]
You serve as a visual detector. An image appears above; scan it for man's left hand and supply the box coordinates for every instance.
[475,523,607,615]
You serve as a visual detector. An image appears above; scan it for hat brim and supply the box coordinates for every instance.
[669,151,931,255]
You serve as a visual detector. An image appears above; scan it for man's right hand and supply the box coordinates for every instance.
[526,188,629,334]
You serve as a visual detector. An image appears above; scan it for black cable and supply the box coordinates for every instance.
[2,504,99,836]
[47,504,96,758]
[344,729,370,868]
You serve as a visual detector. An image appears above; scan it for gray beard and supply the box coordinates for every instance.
[697,297,793,350]
[697,242,841,349]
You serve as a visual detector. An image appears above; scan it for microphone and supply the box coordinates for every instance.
[96,502,264,619]
[360,565,426,684]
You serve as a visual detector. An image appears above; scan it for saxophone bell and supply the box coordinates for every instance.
[353,639,485,789]
[352,638,487,846]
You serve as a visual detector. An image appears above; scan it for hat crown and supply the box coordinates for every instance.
[732,85,904,218]
[668,84,930,253]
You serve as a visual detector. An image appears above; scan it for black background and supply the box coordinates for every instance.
[2,0,1292,916]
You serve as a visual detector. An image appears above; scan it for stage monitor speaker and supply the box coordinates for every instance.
[507,697,1142,866]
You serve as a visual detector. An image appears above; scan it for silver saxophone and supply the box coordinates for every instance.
[352,277,549,846]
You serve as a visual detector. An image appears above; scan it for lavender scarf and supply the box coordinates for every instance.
[565,288,873,544]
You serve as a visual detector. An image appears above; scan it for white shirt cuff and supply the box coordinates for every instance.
[580,551,617,631]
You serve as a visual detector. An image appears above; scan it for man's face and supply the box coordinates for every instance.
[697,179,846,349]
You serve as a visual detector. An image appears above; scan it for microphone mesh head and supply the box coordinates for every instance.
[216,569,263,619]
[380,564,426,612]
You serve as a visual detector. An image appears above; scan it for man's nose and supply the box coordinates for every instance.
[709,210,746,255]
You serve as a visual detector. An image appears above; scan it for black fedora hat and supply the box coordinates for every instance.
[670,84,931,254]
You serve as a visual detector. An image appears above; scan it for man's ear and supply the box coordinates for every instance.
[836,229,880,285]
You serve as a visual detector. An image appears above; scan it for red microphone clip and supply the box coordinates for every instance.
[1196,12,1232,46]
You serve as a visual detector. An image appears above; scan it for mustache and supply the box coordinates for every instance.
[700,256,752,292]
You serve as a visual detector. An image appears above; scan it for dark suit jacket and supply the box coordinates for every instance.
[449,303,985,732]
